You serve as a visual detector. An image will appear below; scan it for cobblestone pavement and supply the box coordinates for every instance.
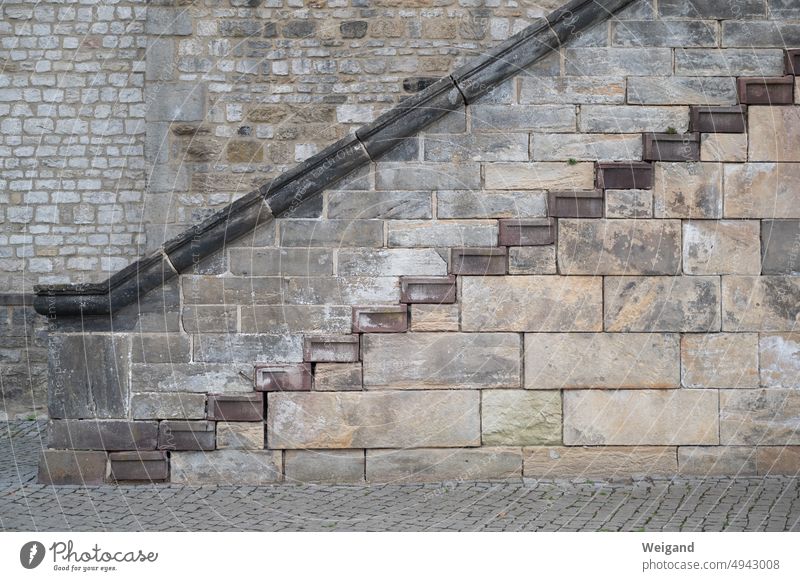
[1,421,799,532]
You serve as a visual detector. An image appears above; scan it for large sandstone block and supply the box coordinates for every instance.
[524,333,679,389]
[759,334,800,388]
[523,446,677,479]
[130,363,256,393]
[131,393,206,420]
[193,334,304,364]
[700,133,747,162]
[366,448,522,483]
[240,305,352,334]
[386,220,498,247]
[558,219,681,275]
[678,446,757,476]
[229,248,333,276]
[48,420,158,451]
[375,162,480,190]
[423,133,529,162]
[362,333,520,389]
[327,191,432,220]
[757,447,800,476]
[724,163,800,218]
[337,249,447,276]
[482,390,561,446]
[519,76,626,104]
[313,363,363,391]
[605,276,721,332]
[611,20,718,47]
[682,220,761,275]
[409,304,460,331]
[38,450,108,485]
[508,247,557,275]
[579,106,690,133]
[171,450,283,485]
[761,220,800,275]
[182,276,283,305]
[436,190,547,219]
[284,450,365,484]
[461,276,603,332]
[279,219,384,247]
[681,333,759,389]
[484,162,595,190]
[675,48,783,76]
[604,189,653,218]
[564,390,719,445]
[721,276,800,331]
[627,76,737,105]
[654,162,722,218]
[470,105,576,132]
[285,276,399,305]
[531,133,642,161]
[267,391,480,449]
[749,106,800,161]
[216,422,264,449]
[720,389,800,445]
[564,48,673,76]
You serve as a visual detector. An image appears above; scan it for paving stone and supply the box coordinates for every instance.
[171,450,282,485]
[682,333,760,389]
[423,133,529,162]
[131,393,206,420]
[362,333,520,389]
[604,189,652,218]
[628,77,737,105]
[482,390,561,446]
[564,48,673,76]
[337,249,447,276]
[759,334,800,388]
[654,162,722,218]
[678,447,757,476]
[313,363,363,391]
[724,163,800,218]
[749,106,800,161]
[519,76,626,104]
[579,106,690,133]
[721,276,800,331]
[524,446,677,479]
[558,219,681,275]
[327,191,431,219]
[761,220,800,275]
[470,105,576,132]
[38,450,107,485]
[367,448,522,484]
[532,133,642,161]
[564,390,719,446]
[757,447,800,476]
[375,162,480,190]
[682,220,761,275]
[284,276,399,305]
[240,305,352,334]
[158,421,215,451]
[216,422,264,449]
[182,306,238,334]
[436,190,547,219]
[720,389,800,445]
[524,333,680,389]
[267,391,480,449]
[285,450,365,484]
[386,220,498,247]
[461,276,603,332]
[604,276,721,332]
[508,246,557,274]
[700,133,747,162]
[409,304,460,331]
[229,248,333,276]
[484,162,595,190]
[675,48,784,76]
[48,420,158,451]
[612,20,719,47]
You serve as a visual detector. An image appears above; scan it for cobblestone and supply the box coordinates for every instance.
[1,422,799,532]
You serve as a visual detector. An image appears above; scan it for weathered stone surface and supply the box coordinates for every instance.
[461,276,603,332]
[525,333,680,390]
[375,162,480,190]
[558,219,681,275]
[564,390,719,445]
[182,306,238,334]
[564,48,673,76]
[482,390,561,446]
[519,76,625,104]
[304,335,360,363]
[605,276,721,332]
[386,220,498,247]
[171,450,283,485]
[720,389,800,445]
[682,220,761,275]
[48,420,158,451]
[612,20,718,47]
[158,421,215,451]
[131,393,206,420]
[130,363,255,394]
[327,191,432,220]
[724,163,800,218]
[508,246,557,274]
[654,162,722,218]
[130,334,190,364]
[216,422,264,449]
[313,363,363,391]
[337,249,447,276]
[524,446,678,479]
[532,133,642,161]
[193,334,304,364]
[267,391,480,449]
[579,106,690,133]
[285,450,365,484]
[759,334,800,388]
[470,105,575,132]
[721,276,800,331]
[423,133,529,162]
[757,446,800,475]
[762,220,800,275]
[38,450,108,485]
[749,106,800,161]
[681,333,760,389]
[700,133,747,162]
[367,448,522,483]
[285,277,399,305]
[409,304,460,331]
[675,49,783,76]
[109,451,169,482]
[484,162,595,190]
[678,447,757,476]
[628,77,737,105]
[362,333,520,389]
[436,190,547,219]
[279,220,384,247]
[229,248,333,276]
[240,305,352,334]
[605,189,652,218]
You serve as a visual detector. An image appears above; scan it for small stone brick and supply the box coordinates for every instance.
[158,421,215,451]
[737,76,794,104]
[109,451,169,482]
[48,420,159,451]
[643,133,700,162]
[304,335,360,362]
[761,220,800,274]
[216,422,264,449]
[38,450,107,485]
[596,162,653,190]
[498,219,556,246]
[313,363,363,391]
[689,105,747,133]
[208,393,263,422]
[400,276,456,304]
[758,446,800,475]
[449,247,507,275]
[254,363,313,392]
[786,49,800,75]
[352,306,408,333]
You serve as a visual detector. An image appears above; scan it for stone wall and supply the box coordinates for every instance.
[36,0,800,484]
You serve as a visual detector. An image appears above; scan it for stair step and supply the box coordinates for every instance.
[643,133,700,162]
[352,306,408,333]
[498,218,557,246]
[785,49,800,76]
[399,276,457,304]
[689,105,747,134]
[595,162,653,190]
[548,190,604,218]
[737,76,794,105]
